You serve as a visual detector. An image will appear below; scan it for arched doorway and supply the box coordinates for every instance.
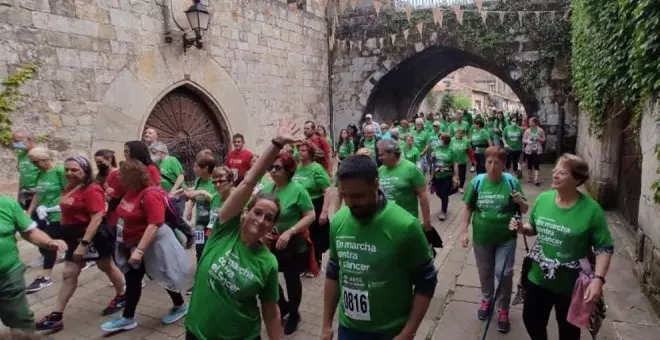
[145,86,230,181]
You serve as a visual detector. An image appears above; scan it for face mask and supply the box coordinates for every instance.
[13,141,26,150]
[151,155,160,163]
[96,163,109,173]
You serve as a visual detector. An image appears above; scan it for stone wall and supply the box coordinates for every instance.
[577,94,660,314]
[0,0,328,191]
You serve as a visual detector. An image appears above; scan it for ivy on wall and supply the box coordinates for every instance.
[338,1,571,103]
[0,64,38,147]
[571,0,660,203]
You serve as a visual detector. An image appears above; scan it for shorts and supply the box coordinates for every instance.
[58,224,115,262]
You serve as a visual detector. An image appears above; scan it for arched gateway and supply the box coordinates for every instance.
[145,86,230,181]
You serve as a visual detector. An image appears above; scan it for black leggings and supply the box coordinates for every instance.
[527,153,541,170]
[433,177,453,214]
[507,150,522,172]
[38,220,58,271]
[457,164,467,188]
[475,153,486,174]
[522,282,581,340]
[309,197,328,267]
[275,242,306,318]
[123,263,185,318]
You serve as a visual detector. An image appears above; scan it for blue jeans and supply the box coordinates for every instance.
[338,325,389,340]
[473,237,517,310]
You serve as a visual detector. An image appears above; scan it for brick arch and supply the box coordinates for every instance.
[360,44,537,123]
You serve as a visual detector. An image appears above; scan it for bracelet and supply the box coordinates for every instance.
[271,138,284,149]
[594,275,606,285]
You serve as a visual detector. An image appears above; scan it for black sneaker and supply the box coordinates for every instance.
[101,295,126,315]
[26,276,52,294]
[36,312,63,332]
[283,312,300,335]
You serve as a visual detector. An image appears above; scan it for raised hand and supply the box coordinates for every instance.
[276,120,301,145]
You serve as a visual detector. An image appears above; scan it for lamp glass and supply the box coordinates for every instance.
[185,2,210,34]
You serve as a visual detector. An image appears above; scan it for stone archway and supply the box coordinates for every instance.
[362,45,536,124]
[89,45,249,161]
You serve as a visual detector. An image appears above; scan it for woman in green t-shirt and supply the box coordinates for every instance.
[510,154,613,340]
[261,152,316,335]
[293,142,331,277]
[430,134,459,221]
[502,118,524,177]
[185,122,301,340]
[402,135,421,164]
[25,146,67,294]
[450,128,471,192]
[471,119,493,174]
[336,129,355,162]
[523,117,546,186]
[460,146,529,333]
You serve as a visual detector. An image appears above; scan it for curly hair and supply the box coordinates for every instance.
[119,159,152,191]
[275,152,297,180]
[297,140,317,161]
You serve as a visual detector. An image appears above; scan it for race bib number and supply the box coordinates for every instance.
[83,242,100,260]
[195,229,206,245]
[116,218,124,243]
[231,168,239,180]
[207,211,218,229]
[342,287,370,321]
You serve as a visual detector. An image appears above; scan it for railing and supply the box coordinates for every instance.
[394,0,498,9]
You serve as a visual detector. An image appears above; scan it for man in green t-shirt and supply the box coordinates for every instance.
[321,155,437,340]
[12,130,41,210]
[149,142,185,194]
[376,139,431,230]
[0,196,67,331]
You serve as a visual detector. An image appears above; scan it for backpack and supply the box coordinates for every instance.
[141,187,184,230]
[471,172,520,214]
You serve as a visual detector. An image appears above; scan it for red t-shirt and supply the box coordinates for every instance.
[60,183,106,226]
[147,164,161,186]
[309,136,331,173]
[115,187,165,246]
[104,170,123,199]
[226,148,253,180]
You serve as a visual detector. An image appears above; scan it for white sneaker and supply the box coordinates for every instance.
[470,166,475,172]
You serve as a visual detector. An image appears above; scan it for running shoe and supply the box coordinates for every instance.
[101,295,126,315]
[26,276,52,294]
[497,309,511,333]
[35,312,63,332]
[477,299,492,320]
[161,303,188,325]
[101,317,138,332]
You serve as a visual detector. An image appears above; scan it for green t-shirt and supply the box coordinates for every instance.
[502,125,523,151]
[158,156,184,193]
[262,181,314,253]
[186,217,279,340]
[428,132,442,153]
[338,140,355,160]
[35,164,67,222]
[207,192,227,229]
[292,162,330,200]
[528,191,614,296]
[0,196,36,276]
[471,128,491,154]
[450,120,470,137]
[378,160,425,218]
[450,137,470,165]
[327,136,334,152]
[194,177,216,229]
[463,175,525,246]
[16,150,40,190]
[409,129,429,153]
[402,146,420,164]
[362,138,377,157]
[398,127,410,139]
[424,120,434,132]
[330,201,432,336]
[432,146,455,179]
[253,175,272,195]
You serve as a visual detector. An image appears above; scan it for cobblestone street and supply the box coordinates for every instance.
[3,166,659,339]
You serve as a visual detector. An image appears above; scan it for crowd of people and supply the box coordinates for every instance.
[0,109,612,340]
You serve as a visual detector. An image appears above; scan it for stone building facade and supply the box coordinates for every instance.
[0,0,329,190]
[576,95,660,313]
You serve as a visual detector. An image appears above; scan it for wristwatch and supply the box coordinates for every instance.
[80,240,91,247]
[594,275,606,284]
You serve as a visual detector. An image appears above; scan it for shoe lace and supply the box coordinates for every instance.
[480,300,491,311]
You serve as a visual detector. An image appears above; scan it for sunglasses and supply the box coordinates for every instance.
[212,178,228,184]
[269,165,283,172]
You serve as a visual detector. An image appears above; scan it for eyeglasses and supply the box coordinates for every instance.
[269,165,283,172]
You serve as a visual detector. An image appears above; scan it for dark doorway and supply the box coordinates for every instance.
[616,111,642,229]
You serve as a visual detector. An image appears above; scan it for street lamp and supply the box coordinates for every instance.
[183,0,210,53]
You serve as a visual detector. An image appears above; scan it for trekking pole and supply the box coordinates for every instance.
[480,244,515,340]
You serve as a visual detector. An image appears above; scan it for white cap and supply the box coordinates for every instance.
[365,114,373,119]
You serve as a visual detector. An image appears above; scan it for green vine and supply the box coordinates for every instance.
[571,0,660,203]
[0,64,38,147]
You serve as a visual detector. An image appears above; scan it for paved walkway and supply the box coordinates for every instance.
[3,166,659,339]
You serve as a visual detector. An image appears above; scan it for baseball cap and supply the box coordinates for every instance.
[432,121,441,126]
[365,114,373,119]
